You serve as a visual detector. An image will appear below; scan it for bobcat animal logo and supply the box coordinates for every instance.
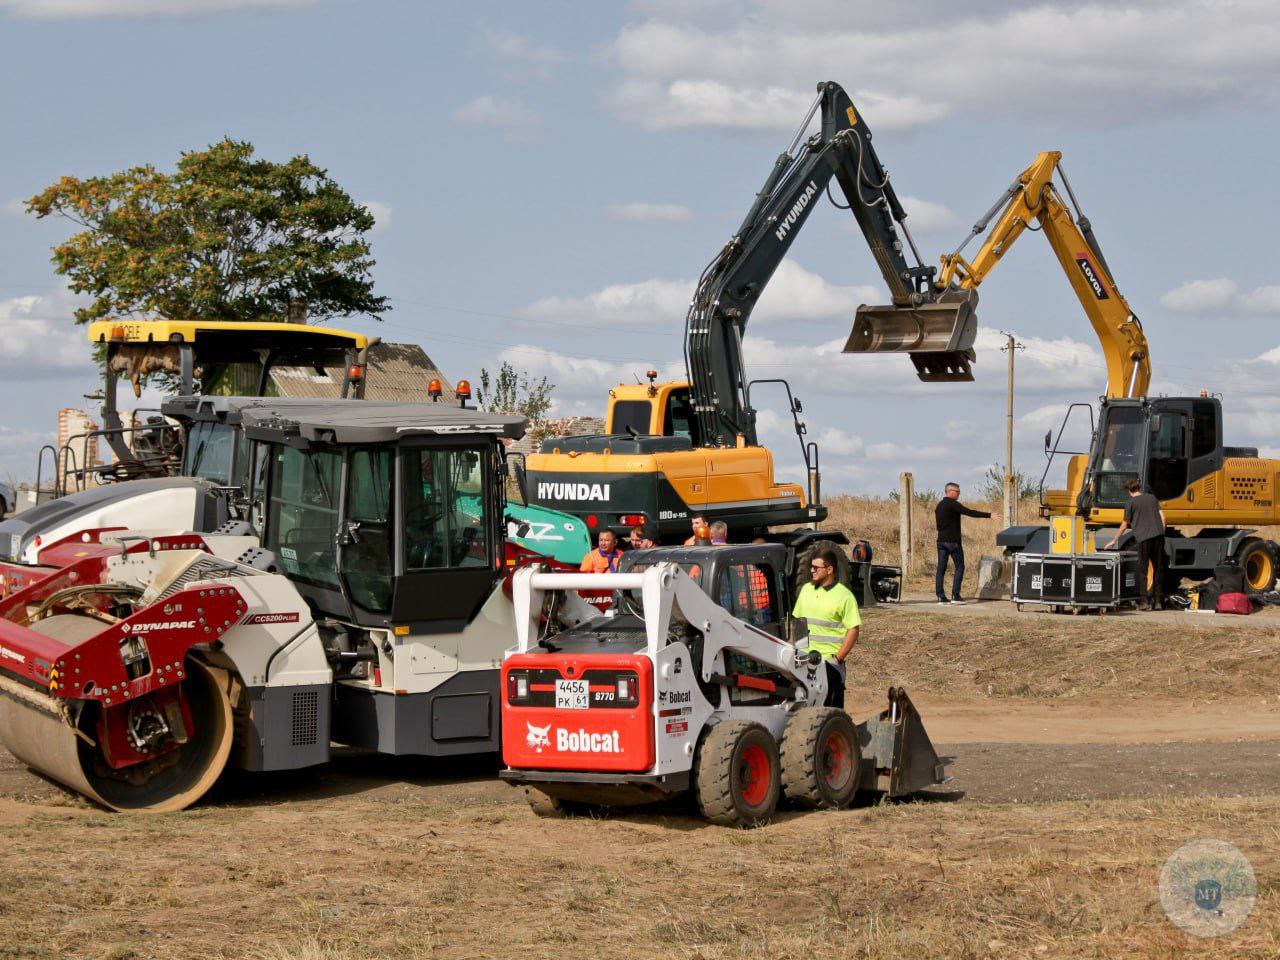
[526,722,552,752]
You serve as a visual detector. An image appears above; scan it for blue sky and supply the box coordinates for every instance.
[1,0,1278,498]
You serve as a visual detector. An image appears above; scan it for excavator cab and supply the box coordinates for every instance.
[1076,397,1224,512]
[843,289,980,382]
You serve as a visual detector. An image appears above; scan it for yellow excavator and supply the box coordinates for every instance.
[525,81,975,544]
[851,151,1280,593]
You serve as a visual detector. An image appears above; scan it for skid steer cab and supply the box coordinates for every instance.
[500,544,945,826]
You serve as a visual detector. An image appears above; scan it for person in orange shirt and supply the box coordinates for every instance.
[580,530,623,573]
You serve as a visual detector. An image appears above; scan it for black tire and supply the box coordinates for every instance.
[693,720,780,827]
[1235,539,1278,595]
[781,707,861,810]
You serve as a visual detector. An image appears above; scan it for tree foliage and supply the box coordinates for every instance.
[477,361,555,427]
[26,138,388,325]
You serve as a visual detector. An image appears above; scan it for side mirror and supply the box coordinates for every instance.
[793,397,803,414]
[514,461,529,503]
[1044,430,1052,452]
[1150,413,1163,434]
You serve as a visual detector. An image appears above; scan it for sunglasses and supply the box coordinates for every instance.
[810,563,828,570]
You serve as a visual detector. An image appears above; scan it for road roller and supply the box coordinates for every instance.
[0,399,532,811]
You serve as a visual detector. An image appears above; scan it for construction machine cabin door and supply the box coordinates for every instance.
[1147,398,1222,508]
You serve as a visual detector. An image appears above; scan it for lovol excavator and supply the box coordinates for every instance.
[526,81,976,544]
[854,150,1280,593]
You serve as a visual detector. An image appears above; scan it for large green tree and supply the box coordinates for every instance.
[27,138,388,325]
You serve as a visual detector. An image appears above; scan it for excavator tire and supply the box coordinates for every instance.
[693,720,780,827]
[780,707,861,809]
[1236,539,1279,595]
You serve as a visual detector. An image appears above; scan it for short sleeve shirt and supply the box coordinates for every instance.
[1123,493,1165,543]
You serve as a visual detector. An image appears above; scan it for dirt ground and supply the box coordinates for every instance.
[0,607,1277,959]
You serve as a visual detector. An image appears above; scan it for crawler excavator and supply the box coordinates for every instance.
[526,81,976,546]
[850,151,1280,593]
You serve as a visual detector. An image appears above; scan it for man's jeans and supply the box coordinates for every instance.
[936,541,965,600]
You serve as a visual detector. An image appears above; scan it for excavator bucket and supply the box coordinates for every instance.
[844,290,979,382]
[857,687,948,797]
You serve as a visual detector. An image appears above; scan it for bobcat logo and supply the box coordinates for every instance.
[526,722,552,752]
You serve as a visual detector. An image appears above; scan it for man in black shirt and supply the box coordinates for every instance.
[934,482,991,604]
[1104,479,1167,610]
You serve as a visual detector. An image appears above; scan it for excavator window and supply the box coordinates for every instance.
[1192,400,1218,460]
[662,390,700,443]
[1148,410,1190,501]
[610,400,652,436]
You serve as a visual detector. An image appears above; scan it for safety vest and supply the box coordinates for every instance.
[580,548,621,573]
[792,581,861,658]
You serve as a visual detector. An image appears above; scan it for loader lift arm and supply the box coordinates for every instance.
[685,80,975,449]
[936,151,1151,399]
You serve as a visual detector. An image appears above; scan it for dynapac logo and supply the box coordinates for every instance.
[0,644,25,665]
[1076,254,1110,300]
[120,620,196,634]
[537,482,611,502]
[774,180,818,242]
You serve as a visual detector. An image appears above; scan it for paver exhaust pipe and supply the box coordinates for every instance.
[844,290,979,382]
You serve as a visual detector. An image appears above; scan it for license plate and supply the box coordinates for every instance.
[555,679,589,710]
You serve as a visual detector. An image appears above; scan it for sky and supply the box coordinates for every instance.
[1,0,1278,498]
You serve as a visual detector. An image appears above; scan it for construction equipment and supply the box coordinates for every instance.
[0,400,530,811]
[61,319,373,492]
[500,542,944,825]
[857,150,1280,593]
[526,80,976,544]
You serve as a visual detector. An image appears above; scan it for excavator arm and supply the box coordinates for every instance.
[685,80,978,448]
[935,151,1151,398]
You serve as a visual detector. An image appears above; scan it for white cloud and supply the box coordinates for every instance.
[1161,277,1280,315]
[1,0,314,17]
[899,195,957,234]
[360,200,392,232]
[0,292,95,378]
[452,95,542,140]
[520,277,690,328]
[607,202,695,223]
[607,2,1280,132]
[518,260,878,331]
[481,26,566,64]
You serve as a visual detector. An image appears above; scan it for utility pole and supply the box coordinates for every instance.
[1000,333,1025,528]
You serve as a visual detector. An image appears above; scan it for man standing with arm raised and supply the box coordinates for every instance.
[934,482,991,605]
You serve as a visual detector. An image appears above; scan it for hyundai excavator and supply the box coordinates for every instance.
[852,150,1280,593]
[526,81,976,544]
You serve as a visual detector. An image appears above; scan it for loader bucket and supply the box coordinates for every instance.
[857,687,948,797]
[843,291,979,383]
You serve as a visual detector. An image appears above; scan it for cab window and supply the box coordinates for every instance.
[1192,401,1218,460]
[402,447,492,571]
[610,400,652,436]
[662,390,699,442]
[184,421,236,485]
[264,445,341,589]
[718,563,778,627]
[342,447,393,612]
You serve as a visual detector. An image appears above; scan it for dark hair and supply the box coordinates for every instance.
[640,521,661,543]
[945,482,960,490]
[1126,479,1142,493]
[814,547,840,570]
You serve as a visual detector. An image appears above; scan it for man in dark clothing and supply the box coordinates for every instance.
[1104,479,1167,609]
[934,482,991,604]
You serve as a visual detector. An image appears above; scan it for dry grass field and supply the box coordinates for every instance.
[1,499,1277,959]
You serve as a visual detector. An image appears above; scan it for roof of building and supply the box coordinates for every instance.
[240,401,527,445]
[270,341,454,401]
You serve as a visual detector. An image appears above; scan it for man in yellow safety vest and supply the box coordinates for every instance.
[791,546,860,707]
